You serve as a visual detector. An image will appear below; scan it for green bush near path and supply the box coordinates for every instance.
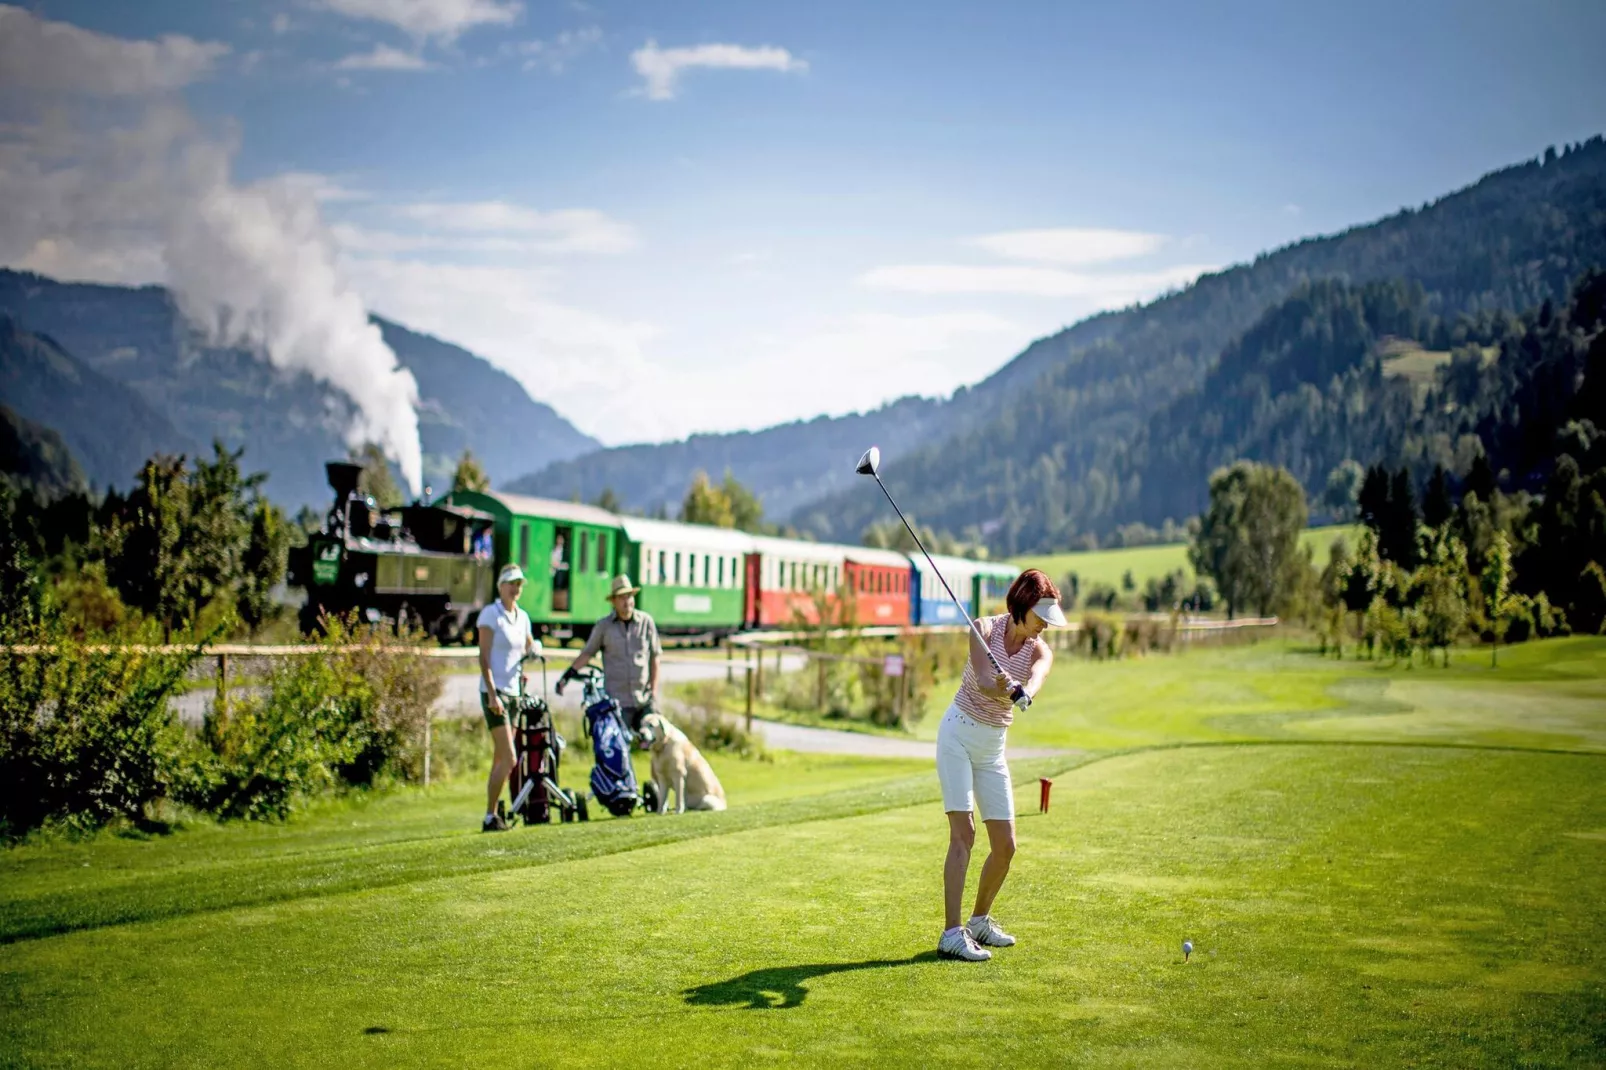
[3,637,1604,1066]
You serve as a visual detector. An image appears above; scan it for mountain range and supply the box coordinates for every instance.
[0,272,597,507]
[2,137,1602,553]
[519,137,1606,552]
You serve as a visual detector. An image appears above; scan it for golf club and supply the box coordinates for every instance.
[855,445,1031,709]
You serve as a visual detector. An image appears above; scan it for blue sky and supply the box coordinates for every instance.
[4,0,1604,451]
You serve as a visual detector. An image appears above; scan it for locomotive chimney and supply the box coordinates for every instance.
[325,461,364,501]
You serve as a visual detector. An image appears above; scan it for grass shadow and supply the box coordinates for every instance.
[683,951,943,1009]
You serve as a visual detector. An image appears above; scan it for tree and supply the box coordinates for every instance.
[353,443,404,509]
[594,487,621,513]
[680,471,735,528]
[102,454,191,638]
[1481,531,1513,665]
[450,450,490,494]
[1340,529,1382,654]
[1383,468,1421,568]
[1321,460,1365,522]
[1357,464,1390,531]
[1189,461,1309,618]
[1422,465,1455,529]
[237,498,290,637]
[183,443,257,628]
[721,471,765,532]
[1416,530,1470,666]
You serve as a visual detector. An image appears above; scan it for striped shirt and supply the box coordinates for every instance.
[953,614,1046,728]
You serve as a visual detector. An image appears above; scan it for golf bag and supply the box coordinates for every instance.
[506,657,588,825]
[567,667,659,817]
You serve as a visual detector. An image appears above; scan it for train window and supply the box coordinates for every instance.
[673,552,682,585]
[597,533,608,573]
[657,549,667,585]
[518,524,530,568]
[717,556,724,587]
[704,555,711,587]
[578,532,589,575]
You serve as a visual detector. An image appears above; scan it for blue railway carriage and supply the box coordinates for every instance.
[912,555,1022,624]
[974,560,1022,617]
[615,516,753,636]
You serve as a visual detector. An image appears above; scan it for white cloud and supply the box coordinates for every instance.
[335,43,433,70]
[278,172,369,203]
[507,25,601,73]
[1282,203,1302,215]
[272,13,293,34]
[631,40,806,101]
[395,201,637,253]
[968,227,1166,266]
[313,0,521,40]
[858,262,1216,301]
[0,5,228,96]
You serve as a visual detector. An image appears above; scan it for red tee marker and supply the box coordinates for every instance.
[1039,777,1053,813]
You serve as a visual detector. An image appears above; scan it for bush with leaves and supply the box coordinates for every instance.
[181,619,442,820]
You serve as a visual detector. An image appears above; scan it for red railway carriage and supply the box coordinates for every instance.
[744,536,847,627]
[842,547,912,626]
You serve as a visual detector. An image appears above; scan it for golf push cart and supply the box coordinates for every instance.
[503,652,589,825]
[557,665,660,818]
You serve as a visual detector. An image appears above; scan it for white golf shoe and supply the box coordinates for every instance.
[938,927,992,962]
[967,915,1016,947]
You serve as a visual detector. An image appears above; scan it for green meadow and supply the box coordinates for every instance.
[1015,524,1361,595]
[3,638,1604,1067]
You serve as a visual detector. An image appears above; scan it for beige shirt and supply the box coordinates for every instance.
[577,609,661,707]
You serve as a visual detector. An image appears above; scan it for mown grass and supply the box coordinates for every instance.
[3,637,1604,1067]
[1015,524,1360,593]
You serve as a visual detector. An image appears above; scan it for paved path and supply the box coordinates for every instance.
[169,651,1066,761]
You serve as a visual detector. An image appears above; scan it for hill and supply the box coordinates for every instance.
[0,271,598,506]
[0,403,87,498]
[0,315,192,490]
[506,393,947,519]
[793,137,1606,553]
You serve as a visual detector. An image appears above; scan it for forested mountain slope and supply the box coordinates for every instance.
[506,394,946,519]
[0,403,88,498]
[0,316,192,491]
[0,272,597,506]
[793,138,1606,553]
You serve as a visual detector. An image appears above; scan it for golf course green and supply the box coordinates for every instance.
[2,638,1603,1067]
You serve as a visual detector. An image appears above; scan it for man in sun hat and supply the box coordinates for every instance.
[476,563,540,831]
[561,573,660,731]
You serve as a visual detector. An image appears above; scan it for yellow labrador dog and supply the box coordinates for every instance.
[637,712,727,813]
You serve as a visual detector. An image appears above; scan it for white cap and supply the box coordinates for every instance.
[497,563,525,585]
[1032,598,1068,627]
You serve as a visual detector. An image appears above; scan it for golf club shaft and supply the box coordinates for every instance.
[869,475,1013,687]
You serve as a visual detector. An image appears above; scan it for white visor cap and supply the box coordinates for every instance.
[1032,598,1068,628]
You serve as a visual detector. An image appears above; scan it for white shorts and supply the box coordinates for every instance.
[936,704,1014,822]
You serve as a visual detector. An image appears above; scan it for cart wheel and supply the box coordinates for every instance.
[642,783,660,814]
[560,805,573,823]
[577,796,589,822]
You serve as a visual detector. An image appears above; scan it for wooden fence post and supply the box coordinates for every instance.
[815,655,826,711]
[755,646,764,696]
[745,664,754,732]
[216,652,229,719]
[423,718,432,787]
[725,640,732,684]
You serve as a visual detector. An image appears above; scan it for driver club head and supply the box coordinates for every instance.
[855,446,881,477]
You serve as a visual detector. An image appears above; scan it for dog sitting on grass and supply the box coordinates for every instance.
[636,712,727,813]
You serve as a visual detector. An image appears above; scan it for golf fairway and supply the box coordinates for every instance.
[2,641,1604,1067]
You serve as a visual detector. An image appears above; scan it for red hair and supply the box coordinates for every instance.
[1006,569,1060,623]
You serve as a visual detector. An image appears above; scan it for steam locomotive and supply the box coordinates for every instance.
[286,461,496,642]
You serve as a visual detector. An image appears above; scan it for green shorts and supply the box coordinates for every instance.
[481,689,515,730]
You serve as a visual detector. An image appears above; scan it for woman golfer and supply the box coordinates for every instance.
[936,568,1065,961]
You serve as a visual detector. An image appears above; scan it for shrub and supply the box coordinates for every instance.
[672,680,767,759]
[0,626,201,838]
[181,619,442,820]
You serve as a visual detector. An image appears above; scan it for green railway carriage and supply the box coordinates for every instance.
[616,516,752,635]
[447,490,623,640]
[975,560,1022,616]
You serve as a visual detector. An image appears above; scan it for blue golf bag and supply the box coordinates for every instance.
[564,667,659,817]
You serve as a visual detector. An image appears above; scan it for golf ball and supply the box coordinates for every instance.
[1182,940,1193,958]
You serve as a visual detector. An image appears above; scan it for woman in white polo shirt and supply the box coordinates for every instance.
[935,568,1065,961]
[478,563,540,832]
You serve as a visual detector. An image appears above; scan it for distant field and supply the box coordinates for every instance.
[1015,524,1361,592]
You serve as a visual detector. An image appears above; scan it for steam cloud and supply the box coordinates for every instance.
[0,6,424,492]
